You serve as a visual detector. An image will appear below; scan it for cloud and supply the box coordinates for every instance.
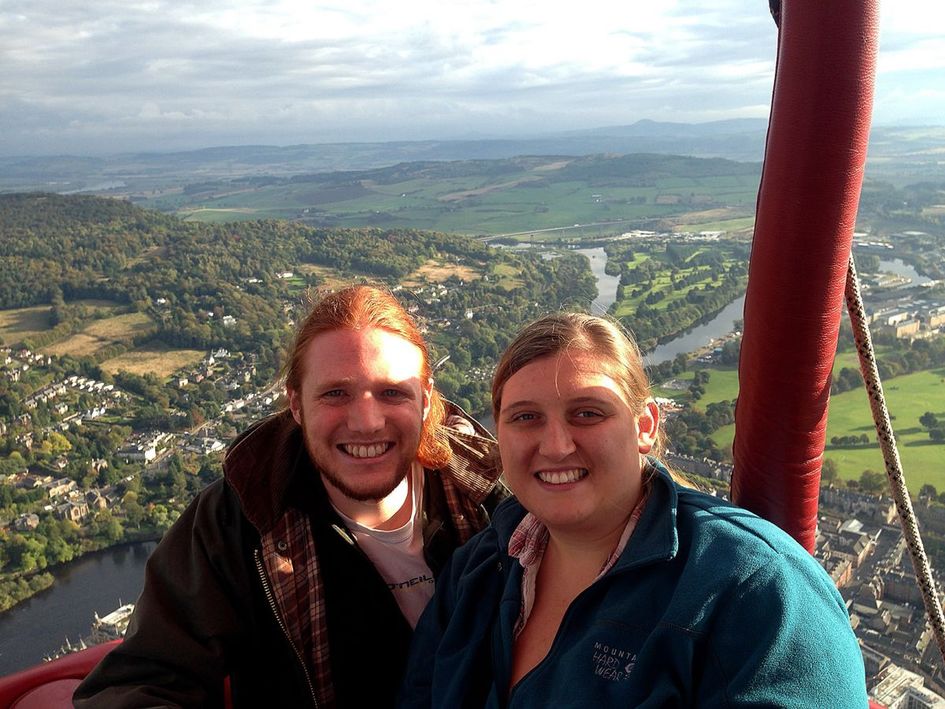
[0,1,937,155]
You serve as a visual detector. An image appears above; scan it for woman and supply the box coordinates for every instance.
[401,313,867,707]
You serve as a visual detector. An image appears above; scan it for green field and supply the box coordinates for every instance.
[683,365,945,495]
[144,155,762,236]
[610,243,747,321]
[675,216,755,233]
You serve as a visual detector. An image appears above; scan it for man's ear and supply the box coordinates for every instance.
[287,388,303,426]
[637,399,660,454]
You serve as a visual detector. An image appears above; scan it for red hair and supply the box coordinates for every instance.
[284,286,450,469]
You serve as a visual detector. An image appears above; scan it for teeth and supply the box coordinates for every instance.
[536,469,587,485]
[343,443,391,458]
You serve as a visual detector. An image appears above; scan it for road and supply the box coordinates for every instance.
[479,219,631,242]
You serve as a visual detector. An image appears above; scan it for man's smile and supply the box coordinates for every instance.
[340,442,394,459]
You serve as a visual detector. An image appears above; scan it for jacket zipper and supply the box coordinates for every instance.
[505,575,609,707]
[254,547,320,708]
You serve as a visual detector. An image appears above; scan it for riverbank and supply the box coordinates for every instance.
[0,531,161,614]
[0,572,54,614]
[0,539,158,675]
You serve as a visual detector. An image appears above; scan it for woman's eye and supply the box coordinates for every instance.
[509,412,537,423]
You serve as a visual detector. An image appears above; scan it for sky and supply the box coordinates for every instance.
[0,0,942,156]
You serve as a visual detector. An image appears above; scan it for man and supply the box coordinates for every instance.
[74,285,505,708]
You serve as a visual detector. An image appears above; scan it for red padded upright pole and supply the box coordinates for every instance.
[731,0,879,552]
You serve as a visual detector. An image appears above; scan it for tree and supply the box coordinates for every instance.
[859,470,885,495]
[920,484,939,500]
[821,458,838,483]
[124,493,146,529]
[46,537,75,565]
[44,431,72,457]
[920,411,939,429]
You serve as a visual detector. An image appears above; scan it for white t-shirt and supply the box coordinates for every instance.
[333,463,434,628]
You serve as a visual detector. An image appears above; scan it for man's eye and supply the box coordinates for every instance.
[382,388,407,398]
[322,389,345,398]
[509,412,537,423]
[574,410,603,420]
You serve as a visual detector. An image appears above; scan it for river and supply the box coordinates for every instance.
[574,246,746,366]
[574,247,622,315]
[878,257,931,286]
[0,541,156,675]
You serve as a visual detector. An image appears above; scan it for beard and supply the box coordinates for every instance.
[298,408,416,503]
[315,444,412,502]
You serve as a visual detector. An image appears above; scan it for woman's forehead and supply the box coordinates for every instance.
[503,352,628,402]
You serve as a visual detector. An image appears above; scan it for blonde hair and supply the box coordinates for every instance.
[283,285,450,469]
[492,312,666,460]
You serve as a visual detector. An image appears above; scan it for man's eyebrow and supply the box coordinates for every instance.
[315,377,418,390]
[316,378,353,388]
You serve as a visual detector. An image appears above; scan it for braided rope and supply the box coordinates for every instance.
[844,254,945,664]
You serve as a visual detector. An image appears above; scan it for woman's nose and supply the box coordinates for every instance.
[538,418,576,460]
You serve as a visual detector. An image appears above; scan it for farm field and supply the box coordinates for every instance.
[696,366,945,495]
[151,154,762,236]
[674,216,755,233]
[296,263,349,290]
[0,300,126,346]
[101,346,206,378]
[402,259,483,287]
[0,305,54,343]
[40,313,155,358]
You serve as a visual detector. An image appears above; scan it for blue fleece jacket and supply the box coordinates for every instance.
[400,463,868,708]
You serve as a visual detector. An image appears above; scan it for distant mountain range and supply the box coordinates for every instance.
[0,119,941,196]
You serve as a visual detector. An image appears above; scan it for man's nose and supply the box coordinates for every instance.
[348,394,384,433]
[538,418,576,460]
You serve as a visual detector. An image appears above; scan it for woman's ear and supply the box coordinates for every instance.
[637,399,660,454]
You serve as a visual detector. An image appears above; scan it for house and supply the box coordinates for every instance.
[44,477,77,498]
[86,489,108,511]
[13,513,40,531]
[56,499,89,523]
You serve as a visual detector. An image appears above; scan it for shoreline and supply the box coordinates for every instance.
[0,533,161,616]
